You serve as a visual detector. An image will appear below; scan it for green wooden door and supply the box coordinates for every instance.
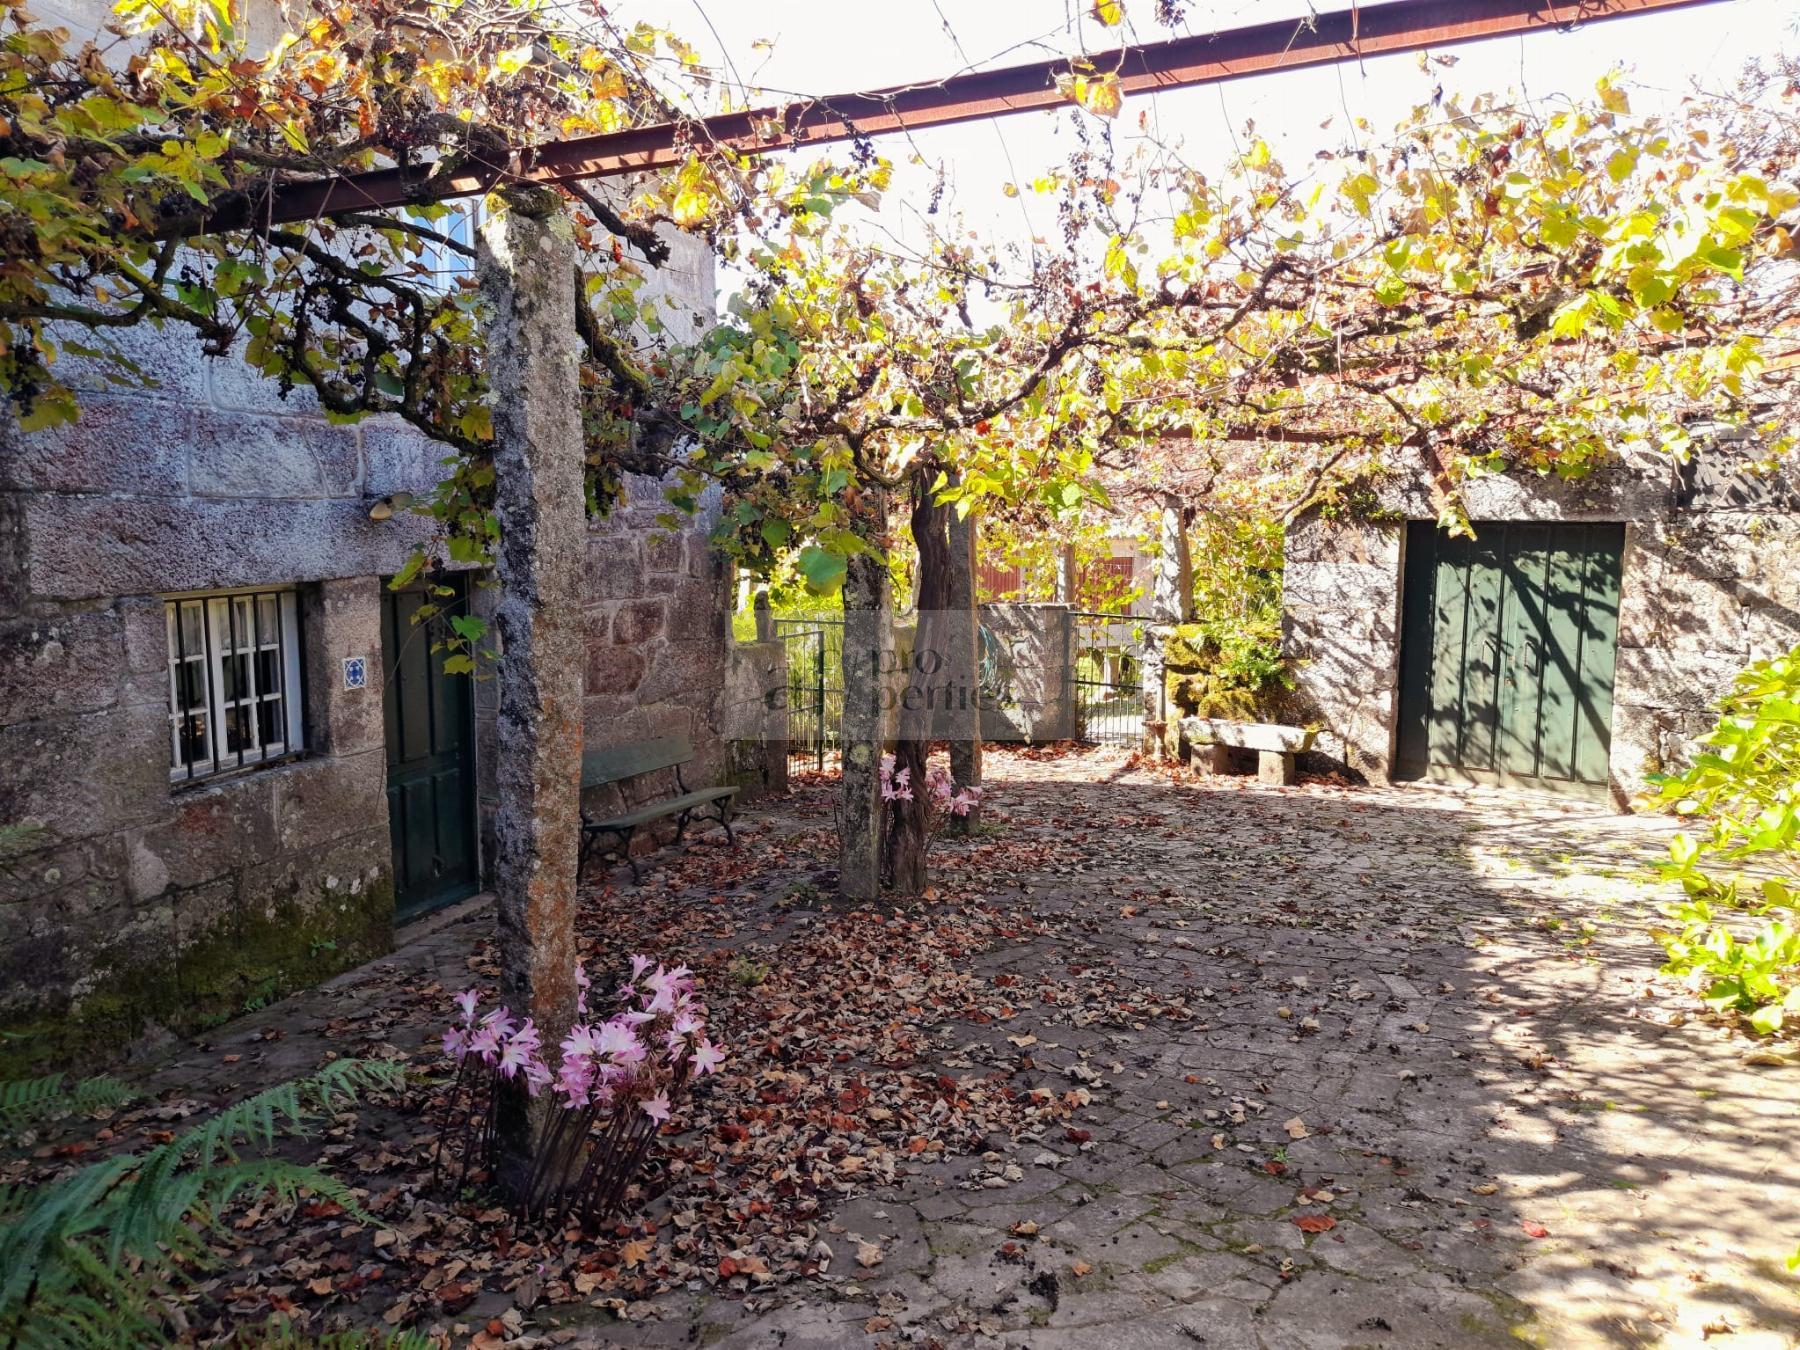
[382,580,479,920]
[1395,521,1623,797]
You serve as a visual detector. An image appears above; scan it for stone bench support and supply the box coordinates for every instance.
[1182,717,1316,787]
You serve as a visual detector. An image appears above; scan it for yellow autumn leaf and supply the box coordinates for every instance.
[1092,0,1125,25]
[1056,71,1122,120]
[494,41,534,76]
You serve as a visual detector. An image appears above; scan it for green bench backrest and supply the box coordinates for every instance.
[582,733,694,789]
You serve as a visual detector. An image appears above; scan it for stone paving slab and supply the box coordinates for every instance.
[38,745,1800,1348]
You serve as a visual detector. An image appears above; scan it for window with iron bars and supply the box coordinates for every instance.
[165,590,305,783]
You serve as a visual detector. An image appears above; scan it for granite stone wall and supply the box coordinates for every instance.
[1283,446,1800,804]
[0,219,722,1066]
[978,602,1075,742]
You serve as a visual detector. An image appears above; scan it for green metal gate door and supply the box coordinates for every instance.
[1395,521,1623,797]
[382,580,479,919]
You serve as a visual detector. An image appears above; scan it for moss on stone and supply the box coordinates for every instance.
[0,875,393,1077]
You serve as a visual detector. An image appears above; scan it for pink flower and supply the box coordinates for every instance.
[643,964,690,1011]
[561,1023,600,1063]
[523,1056,553,1098]
[442,1026,468,1060]
[949,789,979,816]
[454,990,479,1025]
[689,1038,726,1076]
[596,1019,645,1065]
[554,1056,594,1107]
[671,1010,704,1039]
[574,962,591,1014]
[468,1025,502,1063]
[480,1007,517,1040]
[640,1092,671,1124]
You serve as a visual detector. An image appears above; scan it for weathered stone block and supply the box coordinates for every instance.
[45,318,210,404]
[205,347,324,417]
[586,642,646,694]
[1617,570,1745,653]
[1742,603,1800,662]
[1612,645,1743,712]
[24,495,434,599]
[140,771,281,891]
[272,750,385,854]
[664,583,723,643]
[0,700,167,843]
[10,397,190,494]
[612,597,666,645]
[643,530,684,574]
[1258,749,1296,785]
[362,418,453,498]
[0,609,124,720]
[630,640,719,707]
[302,577,386,756]
[189,407,360,499]
[586,534,643,600]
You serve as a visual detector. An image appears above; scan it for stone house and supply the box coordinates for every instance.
[0,44,733,1063]
[1282,443,1800,806]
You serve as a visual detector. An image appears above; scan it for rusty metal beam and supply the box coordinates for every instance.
[212,0,1725,233]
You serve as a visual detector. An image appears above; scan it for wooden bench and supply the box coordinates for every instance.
[1179,717,1317,785]
[579,734,737,882]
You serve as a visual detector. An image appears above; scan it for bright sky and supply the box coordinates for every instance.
[625,0,1798,263]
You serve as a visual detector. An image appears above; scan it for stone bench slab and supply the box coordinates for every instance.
[1179,718,1317,754]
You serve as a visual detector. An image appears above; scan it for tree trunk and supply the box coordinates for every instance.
[479,187,586,1201]
[885,476,952,895]
[838,490,892,900]
[943,479,982,836]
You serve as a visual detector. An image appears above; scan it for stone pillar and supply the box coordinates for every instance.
[1142,492,1194,758]
[838,498,892,899]
[1055,543,1079,607]
[944,496,983,834]
[753,587,775,642]
[479,187,585,1199]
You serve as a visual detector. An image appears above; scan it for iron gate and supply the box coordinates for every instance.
[773,616,844,772]
[1067,610,1159,746]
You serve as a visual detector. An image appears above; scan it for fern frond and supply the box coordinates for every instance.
[0,1059,400,1348]
[230,1317,438,1350]
[0,1074,135,1141]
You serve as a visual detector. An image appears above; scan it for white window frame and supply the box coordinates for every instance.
[165,589,305,784]
[406,199,479,291]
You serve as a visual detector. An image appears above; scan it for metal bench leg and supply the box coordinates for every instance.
[717,800,736,846]
[673,808,693,843]
[620,826,642,882]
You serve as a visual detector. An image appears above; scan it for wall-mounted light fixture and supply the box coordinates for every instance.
[367,491,415,521]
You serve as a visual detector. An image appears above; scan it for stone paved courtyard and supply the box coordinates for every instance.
[57,745,1800,1348]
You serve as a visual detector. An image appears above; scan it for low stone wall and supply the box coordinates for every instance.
[978,603,1074,742]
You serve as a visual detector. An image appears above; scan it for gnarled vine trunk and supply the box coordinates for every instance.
[885,475,952,895]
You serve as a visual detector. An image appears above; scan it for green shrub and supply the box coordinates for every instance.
[0,1059,404,1347]
[1648,644,1800,1038]
[1644,644,1798,1273]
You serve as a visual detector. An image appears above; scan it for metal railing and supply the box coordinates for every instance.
[773,616,844,773]
[1067,610,1160,746]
